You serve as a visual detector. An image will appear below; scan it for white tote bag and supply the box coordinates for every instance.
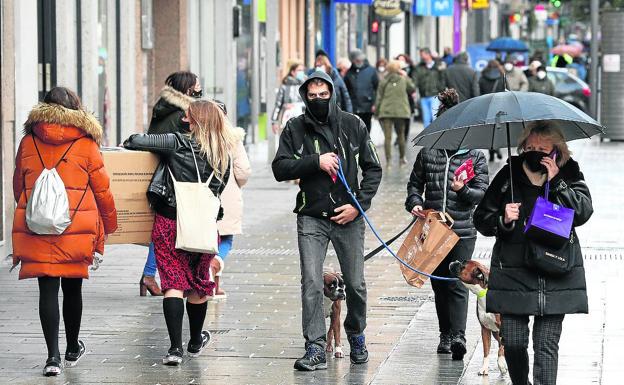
[168,149,221,254]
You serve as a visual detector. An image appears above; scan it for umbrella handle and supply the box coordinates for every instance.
[506,122,515,203]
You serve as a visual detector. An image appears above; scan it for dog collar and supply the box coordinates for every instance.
[477,288,488,298]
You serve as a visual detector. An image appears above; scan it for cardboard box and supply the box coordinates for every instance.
[101,148,159,244]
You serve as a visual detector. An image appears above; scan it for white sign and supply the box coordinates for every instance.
[603,54,621,73]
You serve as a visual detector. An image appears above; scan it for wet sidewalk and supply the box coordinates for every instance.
[1,130,623,384]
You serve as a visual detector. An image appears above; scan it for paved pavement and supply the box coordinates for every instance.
[1,123,623,384]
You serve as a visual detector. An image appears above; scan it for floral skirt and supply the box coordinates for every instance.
[151,214,215,297]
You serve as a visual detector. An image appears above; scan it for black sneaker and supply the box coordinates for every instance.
[65,340,86,367]
[163,347,184,366]
[187,330,211,358]
[43,356,63,376]
[450,333,467,360]
[437,332,452,354]
[293,344,327,371]
[347,334,369,364]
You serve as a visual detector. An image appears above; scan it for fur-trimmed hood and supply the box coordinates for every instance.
[231,126,246,143]
[24,103,103,144]
[159,85,196,112]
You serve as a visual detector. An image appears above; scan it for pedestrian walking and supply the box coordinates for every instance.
[473,123,593,385]
[271,59,306,134]
[375,57,388,81]
[479,60,506,162]
[412,48,447,127]
[314,53,353,113]
[214,102,252,300]
[344,49,379,132]
[336,57,351,78]
[528,66,555,96]
[442,47,454,66]
[140,71,203,297]
[272,71,382,371]
[12,87,118,376]
[503,57,529,92]
[405,88,489,361]
[396,54,418,141]
[124,100,234,366]
[444,52,480,102]
[374,60,415,166]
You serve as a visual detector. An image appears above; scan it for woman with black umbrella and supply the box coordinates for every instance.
[473,123,593,384]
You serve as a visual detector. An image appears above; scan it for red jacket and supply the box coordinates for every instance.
[12,103,117,279]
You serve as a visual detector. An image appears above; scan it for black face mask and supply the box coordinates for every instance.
[307,98,330,122]
[191,89,203,99]
[523,150,548,173]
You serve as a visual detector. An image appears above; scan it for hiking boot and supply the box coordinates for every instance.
[293,344,327,371]
[451,332,467,360]
[43,356,62,376]
[437,332,452,354]
[348,334,369,364]
[65,340,86,367]
[163,347,184,366]
[187,330,211,358]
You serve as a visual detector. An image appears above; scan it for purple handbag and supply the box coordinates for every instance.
[524,176,575,249]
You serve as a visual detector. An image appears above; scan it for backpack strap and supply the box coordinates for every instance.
[31,133,79,169]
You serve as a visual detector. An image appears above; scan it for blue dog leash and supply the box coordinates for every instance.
[335,159,458,282]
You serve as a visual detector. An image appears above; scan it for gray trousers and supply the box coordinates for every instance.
[501,314,565,385]
[297,215,367,348]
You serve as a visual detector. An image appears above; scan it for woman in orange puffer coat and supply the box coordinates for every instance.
[12,87,117,376]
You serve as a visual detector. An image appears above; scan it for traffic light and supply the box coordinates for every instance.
[369,19,380,45]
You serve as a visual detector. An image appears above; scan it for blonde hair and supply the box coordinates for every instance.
[386,60,402,74]
[187,100,238,179]
[517,122,571,167]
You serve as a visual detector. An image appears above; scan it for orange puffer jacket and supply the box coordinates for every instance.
[12,103,118,279]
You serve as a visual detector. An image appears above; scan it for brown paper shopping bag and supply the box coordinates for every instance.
[397,210,460,288]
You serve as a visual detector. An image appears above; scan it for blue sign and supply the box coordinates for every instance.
[335,0,373,4]
[466,43,496,72]
[414,0,454,16]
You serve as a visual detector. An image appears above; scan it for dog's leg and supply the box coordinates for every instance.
[478,326,491,376]
[332,301,344,358]
[493,331,508,375]
[326,325,334,353]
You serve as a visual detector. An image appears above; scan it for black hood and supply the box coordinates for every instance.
[298,70,339,124]
[482,68,502,81]
[152,98,182,121]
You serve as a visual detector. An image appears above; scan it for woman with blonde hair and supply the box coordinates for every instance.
[124,100,234,366]
[474,122,593,384]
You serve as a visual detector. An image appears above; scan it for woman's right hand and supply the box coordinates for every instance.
[411,205,425,218]
[271,123,280,134]
[504,203,522,224]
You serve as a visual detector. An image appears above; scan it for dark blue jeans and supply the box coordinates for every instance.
[296,215,367,349]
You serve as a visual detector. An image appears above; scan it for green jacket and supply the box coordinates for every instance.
[528,77,555,96]
[375,73,415,119]
[411,61,447,98]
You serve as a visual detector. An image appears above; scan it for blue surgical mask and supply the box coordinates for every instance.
[295,70,305,81]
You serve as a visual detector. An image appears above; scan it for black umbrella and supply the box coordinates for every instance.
[413,91,604,201]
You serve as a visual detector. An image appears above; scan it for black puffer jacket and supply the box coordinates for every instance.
[479,68,505,95]
[147,86,195,135]
[272,71,382,219]
[123,132,230,220]
[405,148,489,238]
[473,156,593,316]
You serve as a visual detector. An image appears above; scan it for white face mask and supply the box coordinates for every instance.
[537,71,547,80]
[378,66,385,72]
[504,63,514,72]
[315,65,326,73]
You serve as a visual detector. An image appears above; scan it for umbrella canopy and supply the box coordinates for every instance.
[551,44,583,57]
[486,37,529,53]
[413,91,603,150]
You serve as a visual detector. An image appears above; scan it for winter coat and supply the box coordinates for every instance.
[411,61,447,98]
[529,77,555,96]
[479,68,505,95]
[271,76,305,125]
[473,156,593,316]
[148,86,196,134]
[344,62,379,114]
[12,103,118,280]
[375,72,416,119]
[123,133,230,220]
[504,68,529,92]
[330,70,353,113]
[405,148,489,238]
[272,71,383,219]
[444,61,480,102]
[217,128,252,235]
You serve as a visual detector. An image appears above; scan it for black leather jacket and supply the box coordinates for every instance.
[123,132,230,219]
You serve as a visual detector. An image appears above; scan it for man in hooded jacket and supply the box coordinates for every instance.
[272,71,382,371]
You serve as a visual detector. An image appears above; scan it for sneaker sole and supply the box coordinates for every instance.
[294,362,328,371]
[451,342,467,360]
[43,367,62,376]
[163,357,183,366]
[350,357,369,364]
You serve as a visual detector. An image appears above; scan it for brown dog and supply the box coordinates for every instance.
[323,267,346,358]
[449,260,508,376]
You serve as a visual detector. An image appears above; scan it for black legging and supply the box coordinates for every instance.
[38,277,83,359]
